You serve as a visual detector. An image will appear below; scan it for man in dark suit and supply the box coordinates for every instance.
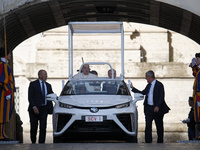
[130,70,170,143]
[28,69,53,143]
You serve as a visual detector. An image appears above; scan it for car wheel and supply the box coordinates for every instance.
[125,135,138,143]
[53,136,64,143]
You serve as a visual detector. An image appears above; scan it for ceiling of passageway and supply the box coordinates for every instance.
[0,0,200,51]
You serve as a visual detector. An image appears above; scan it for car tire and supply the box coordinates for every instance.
[125,135,138,143]
[53,136,64,143]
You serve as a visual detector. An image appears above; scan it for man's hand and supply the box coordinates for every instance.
[6,94,11,100]
[130,82,133,88]
[189,57,196,67]
[33,107,39,115]
[182,118,190,123]
[154,106,159,113]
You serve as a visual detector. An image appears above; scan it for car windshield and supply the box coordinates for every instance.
[60,80,130,96]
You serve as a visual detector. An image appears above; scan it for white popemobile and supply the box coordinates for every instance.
[46,22,144,143]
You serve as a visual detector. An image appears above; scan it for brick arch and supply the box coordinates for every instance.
[0,0,199,51]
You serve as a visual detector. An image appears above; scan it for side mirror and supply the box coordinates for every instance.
[46,93,58,102]
[133,93,144,103]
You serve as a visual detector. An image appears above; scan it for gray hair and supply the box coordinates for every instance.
[146,70,155,79]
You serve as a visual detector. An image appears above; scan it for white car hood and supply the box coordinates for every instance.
[59,95,132,107]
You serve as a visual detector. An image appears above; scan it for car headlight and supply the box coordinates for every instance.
[59,102,74,109]
[115,102,130,108]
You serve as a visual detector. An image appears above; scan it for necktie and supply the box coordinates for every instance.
[146,83,152,105]
[42,82,45,104]
[147,83,152,95]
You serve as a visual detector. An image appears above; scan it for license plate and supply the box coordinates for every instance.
[85,116,103,122]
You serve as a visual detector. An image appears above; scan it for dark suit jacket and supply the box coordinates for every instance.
[131,80,170,115]
[28,79,53,114]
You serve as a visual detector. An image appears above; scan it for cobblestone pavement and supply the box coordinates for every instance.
[1,125,199,150]
[0,143,200,150]
[1,131,200,150]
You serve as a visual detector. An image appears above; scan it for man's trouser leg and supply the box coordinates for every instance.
[195,124,200,139]
[0,124,9,140]
[144,106,154,143]
[29,111,38,143]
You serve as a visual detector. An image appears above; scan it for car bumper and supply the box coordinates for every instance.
[52,105,138,137]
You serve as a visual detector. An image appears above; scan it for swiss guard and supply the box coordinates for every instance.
[193,53,200,140]
[0,47,15,141]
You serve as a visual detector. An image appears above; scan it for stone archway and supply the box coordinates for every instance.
[0,0,200,51]
[1,0,200,142]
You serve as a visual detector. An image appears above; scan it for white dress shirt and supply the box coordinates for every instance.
[39,79,47,105]
[147,79,156,106]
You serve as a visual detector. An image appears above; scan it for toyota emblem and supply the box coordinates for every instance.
[90,107,99,113]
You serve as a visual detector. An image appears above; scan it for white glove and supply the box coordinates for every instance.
[182,118,190,123]
[191,57,196,67]
[6,94,11,100]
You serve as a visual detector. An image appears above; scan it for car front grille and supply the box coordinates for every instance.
[116,114,135,132]
[56,114,72,132]
[55,113,136,141]
[68,120,121,132]
[56,113,135,132]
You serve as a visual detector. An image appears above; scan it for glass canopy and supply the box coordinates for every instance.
[67,21,124,80]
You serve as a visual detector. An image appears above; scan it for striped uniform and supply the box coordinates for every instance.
[192,65,199,77]
[0,61,15,140]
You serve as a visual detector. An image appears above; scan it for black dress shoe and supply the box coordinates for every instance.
[0,138,13,141]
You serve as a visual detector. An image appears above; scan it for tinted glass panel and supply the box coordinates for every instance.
[60,80,130,96]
